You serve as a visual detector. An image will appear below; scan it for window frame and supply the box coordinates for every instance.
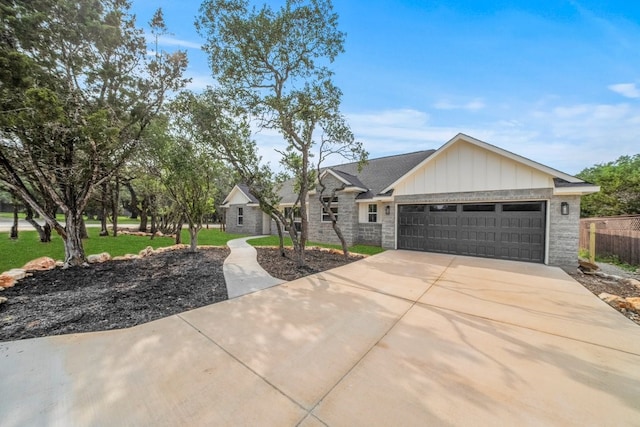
[321,196,338,223]
[367,203,378,223]
[237,207,244,226]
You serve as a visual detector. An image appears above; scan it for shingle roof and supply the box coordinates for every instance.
[328,150,435,198]
[237,184,259,203]
[277,150,435,202]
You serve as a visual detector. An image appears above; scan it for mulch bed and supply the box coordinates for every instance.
[0,246,362,342]
[255,247,364,281]
[0,248,229,342]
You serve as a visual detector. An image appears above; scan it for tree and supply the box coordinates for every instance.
[185,89,290,256]
[577,154,640,217]
[149,99,221,253]
[315,116,367,257]
[0,1,188,266]
[197,0,354,266]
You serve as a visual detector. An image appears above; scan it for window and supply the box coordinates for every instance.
[429,204,457,212]
[462,204,495,212]
[368,204,378,223]
[399,205,426,213]
[502,203,542,212]
[321,196,338,222]
[237,207,243,226]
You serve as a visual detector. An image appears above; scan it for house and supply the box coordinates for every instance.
[222,133,599,266]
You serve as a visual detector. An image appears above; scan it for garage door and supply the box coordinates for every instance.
[398,202,546,263]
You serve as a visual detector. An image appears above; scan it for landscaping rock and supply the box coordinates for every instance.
[139,246,155,257]
[55,261,64,268]
[598,292,635,311]
[0,296,7,305]
[0,269,27,288]
[87,252,112,263]
[578,259,599,273]
[625,297,640,313]
[22,257,57,271]
[624,278,640,288]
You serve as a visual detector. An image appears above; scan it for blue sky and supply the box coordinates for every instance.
[130,0,640,175]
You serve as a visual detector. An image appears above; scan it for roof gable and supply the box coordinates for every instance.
[222,184,258,206]
[383,133,585,194]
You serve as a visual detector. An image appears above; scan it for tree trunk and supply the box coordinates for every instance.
[111,176,119,237]
[99,181,109,236]
[317,186,349,258]
[175,219,183,244]
[10,201,18,239]
[24,204,52,242]
[62,213,88,267]
[188,224,199,252]
[79,216,88,239]
[123,180,139,219]
[150,196,158,235]
[139,196,149,232]
[273,213,285,257]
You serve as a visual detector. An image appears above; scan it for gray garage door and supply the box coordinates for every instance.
[398,202,546,263]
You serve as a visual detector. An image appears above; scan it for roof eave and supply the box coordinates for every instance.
[553,185,600,196]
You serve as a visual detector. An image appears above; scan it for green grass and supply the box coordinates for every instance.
[0,228,245,272]
[247,235,385,256]
[0,212,141,225]
[579,248,638,272]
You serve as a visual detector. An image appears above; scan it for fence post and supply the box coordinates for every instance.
[589,222,596,264]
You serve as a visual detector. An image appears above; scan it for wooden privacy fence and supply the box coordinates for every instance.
[579,215,640,266]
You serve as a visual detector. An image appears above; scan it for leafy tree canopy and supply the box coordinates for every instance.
[576,154,640,217]
[0,0,188,266]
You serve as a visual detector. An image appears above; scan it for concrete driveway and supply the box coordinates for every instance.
[2,251,639,426]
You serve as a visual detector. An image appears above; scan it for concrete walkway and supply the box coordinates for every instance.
[2,251,640,426]
[223,236,285,299]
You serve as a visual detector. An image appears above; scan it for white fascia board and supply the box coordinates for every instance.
[342,186,368,193]
[222,185,252,205]
[553,185,600,196]
[356,196,394,203]
[320,169,352,186]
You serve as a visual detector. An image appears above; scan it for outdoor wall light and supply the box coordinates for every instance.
[561,202,569,216]
[385,205,391,215]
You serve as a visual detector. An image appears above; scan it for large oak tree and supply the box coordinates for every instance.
[0,1,187,266]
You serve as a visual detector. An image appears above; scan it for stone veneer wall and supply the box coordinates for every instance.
[307,192,359,246]
[307,175,359,246]
[225,205,263,235]
[390,188,581,266]
[356,223,382,246]
[547,195,581,266]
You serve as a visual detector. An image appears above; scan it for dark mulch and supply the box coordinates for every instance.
[255,247,364,281]
[0,248,229,342]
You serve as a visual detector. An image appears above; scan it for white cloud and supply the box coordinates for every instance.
[434,98,485,111]
[146,34,202,50]
[608,83,640,98]
[249,98,640,176]
[185,73,215,92]
[159,35,202,49]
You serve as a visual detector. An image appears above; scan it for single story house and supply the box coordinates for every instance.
[222,133,599,266]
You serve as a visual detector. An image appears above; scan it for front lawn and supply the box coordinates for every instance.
[0,228,245,272]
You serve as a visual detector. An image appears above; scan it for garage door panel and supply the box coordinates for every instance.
[398,202,545,263]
